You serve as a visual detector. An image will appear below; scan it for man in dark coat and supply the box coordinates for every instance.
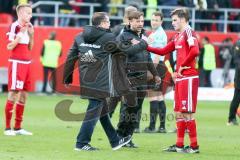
[227,40,240,125]
[115,11,160,147]
[63,12,131,151]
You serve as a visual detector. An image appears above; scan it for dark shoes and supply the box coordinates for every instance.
[123,140,138,148]
[183,146,200,153]
[143,127,167,133]
[227,119,239,126]
[163,145,184,153]
[143,127,156,133]
[133,128,140,133]
[163,144,200,154]
[75,135,131,151]
[75,144,99,151]
[157,127,167,133]
[112,135,132,150]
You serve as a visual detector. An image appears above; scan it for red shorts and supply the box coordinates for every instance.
[174,76,199,113]
[8,59,32,91]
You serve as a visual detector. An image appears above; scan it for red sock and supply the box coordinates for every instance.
[14,102,25,130]
[186,119,198,148]
[176,118,186,147]
[5,100,14,129]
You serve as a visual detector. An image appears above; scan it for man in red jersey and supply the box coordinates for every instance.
[147,8,200,153]
[4,4,34,136]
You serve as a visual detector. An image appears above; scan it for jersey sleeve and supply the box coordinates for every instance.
[147,40,175,56]
[6,23,19,42]
[180,29,199,66]
[186,28,198,47]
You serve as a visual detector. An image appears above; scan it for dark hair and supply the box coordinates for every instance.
[16,4,31,13]
[124,6,138,19]
[170,8,189,21]
[203,36,209,42]
[49,31,56,40]
[152,11,163,20]
[92,12,108,26]
[128,3,140,10]
[128,11,144,20]
[225,37,233,42]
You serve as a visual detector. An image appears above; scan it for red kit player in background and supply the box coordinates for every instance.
[4,4,34,136]
[147,8,200,153]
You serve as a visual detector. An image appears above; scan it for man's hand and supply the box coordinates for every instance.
[154,76,161,85]
[141,35,148,42]
[64,84,71,88]
[177,66,191,77]
[147,36,154,44]
[171,72,178,83]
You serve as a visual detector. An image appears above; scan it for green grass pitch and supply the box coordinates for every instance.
[0,93,240,160]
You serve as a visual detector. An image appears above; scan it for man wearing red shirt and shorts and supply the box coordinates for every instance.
[4,4,34,136]
[147,8,200,153]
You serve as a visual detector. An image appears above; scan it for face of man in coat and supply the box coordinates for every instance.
[100,16,111,30]
[129,15,144,34]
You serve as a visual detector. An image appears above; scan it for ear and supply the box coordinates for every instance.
[180,18,186,26]
[98,22,104,28]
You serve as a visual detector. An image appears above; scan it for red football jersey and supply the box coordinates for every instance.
[6,21,31,61]
[173,25,199,76]
[147,25,200,77]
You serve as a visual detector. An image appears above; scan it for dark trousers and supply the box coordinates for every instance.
[149,100,166,129]
[76,98,119,148]
[117,89,146,137]
[42,66,56,93]
[228,88,240,122]
[204,70,212,87]
[108,96,121,118]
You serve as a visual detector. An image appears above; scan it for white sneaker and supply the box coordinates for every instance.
[14,129,33,136]
[4,130,16,136]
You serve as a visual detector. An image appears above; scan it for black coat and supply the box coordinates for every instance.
[63,26,130,99]
[111,24,125,36]
[233,41,240,89]
[117,26,158,88]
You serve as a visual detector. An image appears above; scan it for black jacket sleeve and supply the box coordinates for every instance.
[147,53,158,77]
[234,47,240,69]
[101,33,120,54]
[118,33,148,56]
[63,38,79,84]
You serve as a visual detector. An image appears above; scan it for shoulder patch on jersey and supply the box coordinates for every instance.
[185,28,196,46]
[7,21,19,41]
[185,27,193,38]
[187,37,196,46]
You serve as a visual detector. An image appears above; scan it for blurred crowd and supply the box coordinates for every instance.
[0,0,240,32]
[198,36,237,87]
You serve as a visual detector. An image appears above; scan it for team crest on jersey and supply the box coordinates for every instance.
[182,100,187,110]
[188,37,195,46]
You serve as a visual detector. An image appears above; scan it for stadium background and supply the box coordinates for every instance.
[0,27,239,91]
[0,1,240,159]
